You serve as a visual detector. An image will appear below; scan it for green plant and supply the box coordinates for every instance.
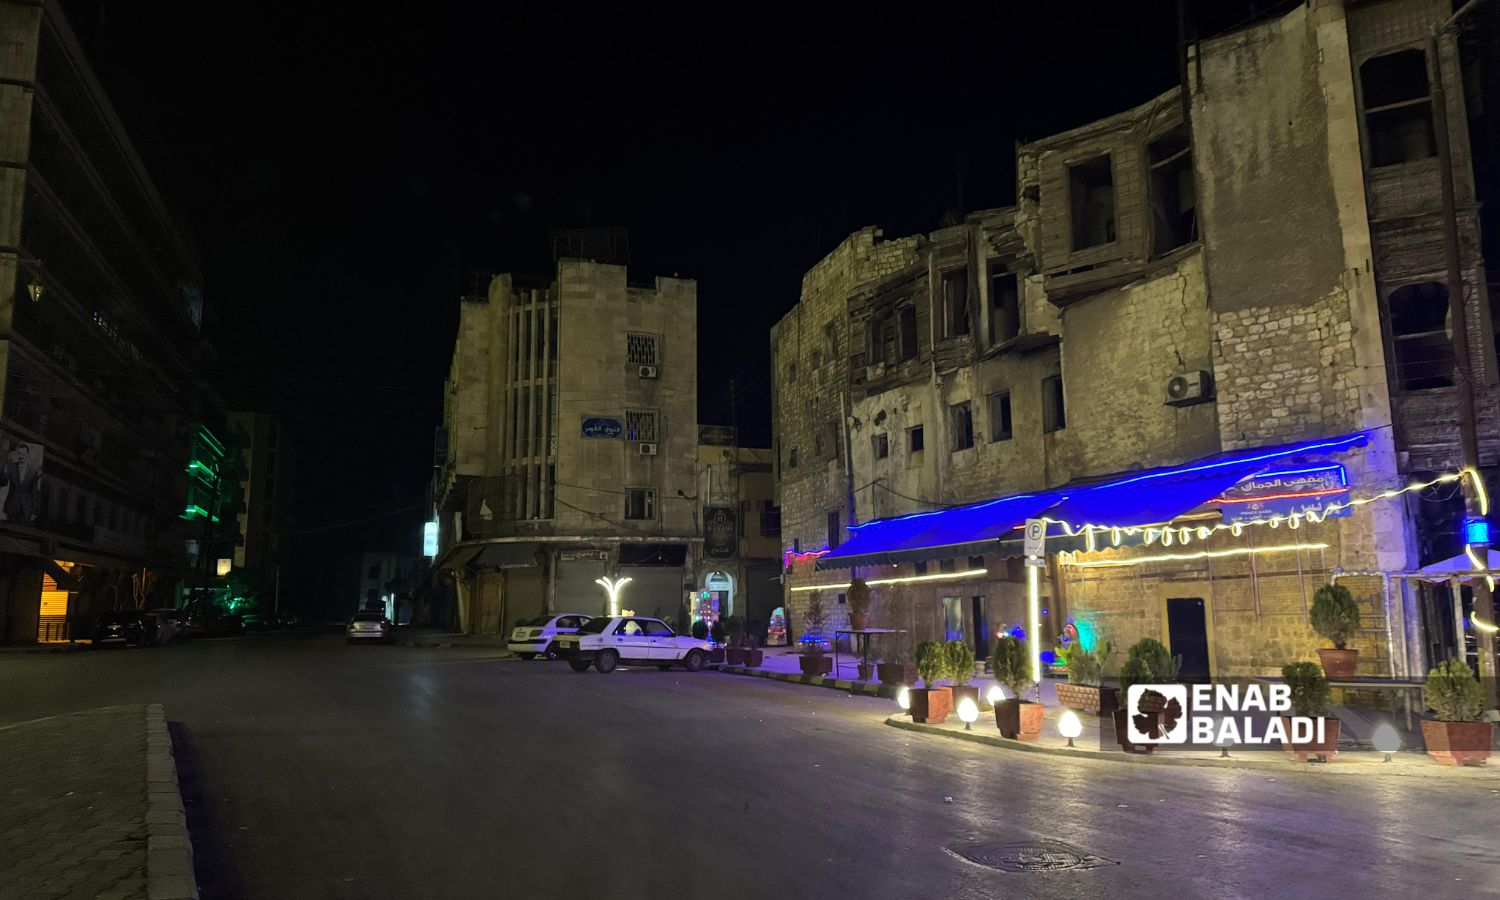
[1426,659,1485,722]
[1281,661,1331,717]
[1309,583,1361,650]
[710,619,726,644]
[691,620,709,641]
[942,640,975,686]
[989,634,1033,698]
[1065,640,1113,687]
[803,592,827,655]
[1118,637,1180,694]
[847,578,871,616]
[723,615,747,647]
[915,641,945,687]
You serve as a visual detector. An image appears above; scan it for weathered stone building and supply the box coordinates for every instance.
[694,430,780,638]
[773,0,1495,679]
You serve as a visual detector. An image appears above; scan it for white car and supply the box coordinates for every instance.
[555,616,712,673]
[508,613,591,659]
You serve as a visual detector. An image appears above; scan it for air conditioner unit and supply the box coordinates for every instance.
[638,365,659,379]
[639,442,658,456]
[1164,370,1214,407]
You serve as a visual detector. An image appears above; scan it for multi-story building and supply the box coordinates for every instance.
[774,0,1496,679]
[431,256,698,633]
[694,426,780,638]
[228,412,292,594]
[0,2,220,643]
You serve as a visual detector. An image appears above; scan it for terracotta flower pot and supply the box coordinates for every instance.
[798,654,833,676]
[877,662,916,685]
[1113,707,1159,754]
[911,686,953,724]
[994,698,1044,740]
[1420,719,1495,767]
[726,647,748,666]
[1280,716,1341,763]
[1057,683,1120,717]
[743,649,763,667]
[1317,647,1358,678]
[849,612,870,631]
[950,684,981,716]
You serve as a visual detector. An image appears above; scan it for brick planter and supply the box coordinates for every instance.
[1056,683,1119,717]
[1420,719,1494,766]
[798,654,833,676]
[877,662,916,686]
[994,699,1044,740]
[911,686,953,724]
[1281,716,1340,763]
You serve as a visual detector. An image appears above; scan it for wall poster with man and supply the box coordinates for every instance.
[0,438,45,523]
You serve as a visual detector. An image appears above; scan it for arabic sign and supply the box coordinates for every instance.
[704,506,737,559]
[1218,466,1351,524]
[581,416,623,439]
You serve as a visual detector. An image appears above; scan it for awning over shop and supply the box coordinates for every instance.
[1413,548,1500,582]
[471,542,542,570]
[435,544,482,572]
[815,431,1370,570]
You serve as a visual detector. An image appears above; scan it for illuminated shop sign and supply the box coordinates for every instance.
[1215,465,1351,524]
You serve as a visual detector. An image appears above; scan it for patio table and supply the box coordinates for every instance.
[833,628,904,681]
[1254,675,1424,731]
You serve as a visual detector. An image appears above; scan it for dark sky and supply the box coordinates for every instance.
[58,1,1270,557]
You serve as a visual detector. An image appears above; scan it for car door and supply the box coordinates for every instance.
[640,618,680,660]
[611,618,650,663]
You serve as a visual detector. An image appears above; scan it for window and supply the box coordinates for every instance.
[761,505,781,536]
[617,619,646,637]
[988,391,1013,442]
[1148,127,1196,255]
[786,362,798,384]
[1069,155,1116,250]
[788,447,799,469]
[950,402,974,451]
[940,559,956,573]
[1388,282,1454,390]
[824,320,839,361]
[819,421,839,461]
[811,349,822,369]
[989,262,1020,345]
[899,305,918,360]
[625,488,656,520]
[942,268,970,338]
[827,510,841,550]
[644,619,675,637]
[968,555,985,569]
[914,561,928,575]
[942,597,964,641]
[626,332,659,366]
[625,409,658,442]
[1042,374,1066,433]
[909,425,924,453]
[872,433,889,459]
[1361,50,1435,168]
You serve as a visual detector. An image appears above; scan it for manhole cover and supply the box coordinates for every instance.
[947,840,1118,873]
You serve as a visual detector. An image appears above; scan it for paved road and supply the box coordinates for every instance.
[1,633,1496,900]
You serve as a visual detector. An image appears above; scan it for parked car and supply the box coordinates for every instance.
[91,610,157,647]
[345,611,393,644]
[278,611,300,627]
[555,616,712,673]
[148,609,189,643]
[507,613,591,659]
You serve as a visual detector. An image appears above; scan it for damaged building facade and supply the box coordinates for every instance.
[773,0,1495,678]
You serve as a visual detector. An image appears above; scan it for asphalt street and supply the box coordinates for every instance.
[1,632,1495,900]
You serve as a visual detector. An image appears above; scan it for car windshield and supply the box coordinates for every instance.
[576,617,613,635]
[520,615,552,627]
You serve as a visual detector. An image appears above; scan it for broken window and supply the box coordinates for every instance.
[950,402,974,451]
[1148,128,1196,255]
[1388,281,1454,390]
[872,433,889,459]
[1361,49,1436,168]
[942,268,970,338]
[989,262,1020,345]
[988,391,1012,442]
[824,320,839,361]
[898,305,918,361]
[909,425,924,453]
[1069,155,1116,250]
[1042,374,1066,433]
[624,488,656,520]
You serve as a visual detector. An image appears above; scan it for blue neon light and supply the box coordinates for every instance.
[1464,516,1492,545]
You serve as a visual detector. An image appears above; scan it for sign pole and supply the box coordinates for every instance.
[1023,518,1046,703]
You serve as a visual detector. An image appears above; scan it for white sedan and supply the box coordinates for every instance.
[555,616,712,673]
[507,613,591,659]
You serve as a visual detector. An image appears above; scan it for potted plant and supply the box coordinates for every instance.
[798,592,833,676]
[876,586,916,685]
[1056,641,1117,717]
[990,635,1043,740]
[1309,583,1360,677]
[724,616,748,666]
[847,577,871,632]
[1113,637,1180,753]
[910,640,952,724]
[1280,661,1339,763]
[706,618,727,665]
[944,640,980,713]
[1421,659,1494,766]
[743,631,763,668]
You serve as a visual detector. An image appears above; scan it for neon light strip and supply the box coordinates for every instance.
[1250,464,1349,487]
[1059,543,1328,569]
[1465,544,1496,591]
[789,569,988,593]
[1211,487,1348,505]
[784,548,830,568]
[1472,613,1500,634]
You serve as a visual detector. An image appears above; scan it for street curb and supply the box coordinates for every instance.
[717,664,899,699]
[145,704,198,900]
[884,715,1500,778]
[392,640,512,653]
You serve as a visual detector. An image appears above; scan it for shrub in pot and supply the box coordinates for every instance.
[847,577,871,632]
[910,641,952,724]
[990,635,1042,740]
[1280,661,1339,762]
[743,632,763,668]
[798,592,833,676]
[1056,640,1117,717]
[1421,659,1493,766]
[724,616,748,665]
[1309,583,1360,677]
[1113,637,1180,753]
[691,620,709,641]
[943,640,980,713]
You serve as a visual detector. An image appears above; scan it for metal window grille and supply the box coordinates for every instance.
[627,333,659,366]
[625,410,658,442]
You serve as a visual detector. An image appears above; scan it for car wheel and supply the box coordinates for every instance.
[568,658,591,672]
[595,649,619,674]
[518,652,536,661]
[656,663,673,671]
[683,649,706,672]
[544,642,559,660]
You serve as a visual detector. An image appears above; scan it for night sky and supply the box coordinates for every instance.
[58,1,1270,564]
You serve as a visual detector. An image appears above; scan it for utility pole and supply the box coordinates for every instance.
[730,379,742,624]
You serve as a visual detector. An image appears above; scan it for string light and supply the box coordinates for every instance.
[1465,544,1496,591]
[1472,612,1500,635]
[1059,543,1328,569]
[789,569,988,593]
[1211,487,1347,505]
[783,548,830,568]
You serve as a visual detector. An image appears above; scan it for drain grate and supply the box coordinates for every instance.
[947,840,1119,873]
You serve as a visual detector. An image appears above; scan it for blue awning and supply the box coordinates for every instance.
[814,431,1369,570]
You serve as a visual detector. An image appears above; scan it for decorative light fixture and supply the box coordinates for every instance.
[1058,709,1082,747]
[594,575,633,618]
[1472,612,1500,635]
[987,684,1005,706]
[1372,723,1401,762]
[957,697,979,731]
[896,686,911,716]
[215,558,231,577]
[26,272,43,303]
[1059,543,1329,570]
[1215,729,1234,759]
[789,569,987,593]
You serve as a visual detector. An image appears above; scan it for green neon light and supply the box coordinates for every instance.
[193,425,226,456]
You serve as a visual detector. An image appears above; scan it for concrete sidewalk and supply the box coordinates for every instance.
[717,646,901,698]
[0,704,197,899]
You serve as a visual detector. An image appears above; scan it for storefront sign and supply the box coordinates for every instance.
[704,506,736,559]
[581,417,623,438]
[1217,466,1351,524]
[422,520,439,557]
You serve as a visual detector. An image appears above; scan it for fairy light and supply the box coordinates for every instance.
[1059,543,1328,570]
[1465,544,1496,592]
[1472,612,1500,634]
[789,569,988,593]
[1211,487,1348,505]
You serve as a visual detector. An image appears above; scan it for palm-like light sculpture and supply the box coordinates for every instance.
[595,576,633,617]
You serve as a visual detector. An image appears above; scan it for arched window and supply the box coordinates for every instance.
[1360,50,1436,168]
[1388,281,1453,390]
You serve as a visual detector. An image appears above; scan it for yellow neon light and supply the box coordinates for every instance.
[1464,544,1496,592]
[1059,543,1328,570]
[1467,468,1489,516]
[1472,612,1500,635]
[789,569,989,593]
